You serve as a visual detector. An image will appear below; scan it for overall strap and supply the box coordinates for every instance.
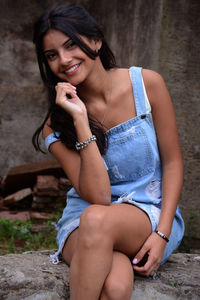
[129,66,147,116]
[45,132,60,151]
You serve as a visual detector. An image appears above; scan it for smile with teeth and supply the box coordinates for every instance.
[65,63,80,74]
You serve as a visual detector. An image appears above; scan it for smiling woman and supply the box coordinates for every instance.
[42,29,102,85]
[32,3,184,300]
[32,4,115,154]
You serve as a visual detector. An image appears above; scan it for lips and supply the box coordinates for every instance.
[64,63,81,74]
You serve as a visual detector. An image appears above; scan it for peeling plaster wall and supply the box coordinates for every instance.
[0,0,199,240]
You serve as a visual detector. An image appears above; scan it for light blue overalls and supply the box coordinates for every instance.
[45,66,184,266]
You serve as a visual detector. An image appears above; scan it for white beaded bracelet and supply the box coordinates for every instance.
[75,135,97,151]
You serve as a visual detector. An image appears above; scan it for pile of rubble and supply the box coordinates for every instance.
[0,159,72,221]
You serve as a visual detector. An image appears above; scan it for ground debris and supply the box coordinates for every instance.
[3,188,32,205]
[0,160,72,220]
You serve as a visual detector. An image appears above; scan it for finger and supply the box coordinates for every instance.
[133,254,158,276]
[57,82,77,90]
[56,85,77,100]
[133,259,150,275]
[133,264,154,277]
[132,245,149,266]
[56,83,77,98]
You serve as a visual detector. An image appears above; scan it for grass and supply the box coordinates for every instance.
[0,212,62,256]
[169,281,180,288]
[1,209,199,256]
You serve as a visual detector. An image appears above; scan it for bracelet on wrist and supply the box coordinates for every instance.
[155,230,169,243]
[75,135,97,151]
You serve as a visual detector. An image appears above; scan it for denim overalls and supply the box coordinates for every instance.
[45,66,184,265]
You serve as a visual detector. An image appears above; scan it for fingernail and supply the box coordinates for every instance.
[132,258,138,264]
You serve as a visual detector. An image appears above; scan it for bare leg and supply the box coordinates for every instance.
[63,237,133,300]
[100,251,134,300]
[69,209,114,300]
[62,204,151,300]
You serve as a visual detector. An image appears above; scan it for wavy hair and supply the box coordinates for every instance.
[32,4,116,154]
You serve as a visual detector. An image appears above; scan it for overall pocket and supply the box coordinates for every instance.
[103,125,154,184]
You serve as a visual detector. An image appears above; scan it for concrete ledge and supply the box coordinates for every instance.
[0,251,199,300]
[132,253,200,300]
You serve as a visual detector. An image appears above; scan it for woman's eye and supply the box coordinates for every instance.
[46,53,57,61]
[67,41,76,49]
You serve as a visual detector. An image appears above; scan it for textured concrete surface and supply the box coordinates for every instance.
[0,250,70,300]
[0,251,199,300]
[0,0,199,241]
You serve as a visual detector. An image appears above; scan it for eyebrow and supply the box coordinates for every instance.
[43,38,72,54]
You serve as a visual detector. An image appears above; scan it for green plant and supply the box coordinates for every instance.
[0,215,61,255]
[169,281,179,288]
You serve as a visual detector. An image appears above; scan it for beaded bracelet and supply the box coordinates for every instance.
[75,135,97,151]
[155,230,169,243]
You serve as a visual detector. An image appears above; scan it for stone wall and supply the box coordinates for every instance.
[0,0,199,241]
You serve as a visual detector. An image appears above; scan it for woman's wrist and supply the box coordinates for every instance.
[75,135,97,151]
[155,230,169,243]
[156,224,171,236]
[73,115,94,144]
[73,111,89,129]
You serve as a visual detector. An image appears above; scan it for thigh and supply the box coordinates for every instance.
[62,203,152,264]
[100,251,133,300]
[108,204,152,257]
[80,203,152,258]
[62,228,79,265]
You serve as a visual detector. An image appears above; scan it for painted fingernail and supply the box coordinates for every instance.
[132,258,138,264]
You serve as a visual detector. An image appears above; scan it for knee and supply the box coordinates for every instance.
[80,205,107,232]
[102,278,132,300]
[79,205,109,247]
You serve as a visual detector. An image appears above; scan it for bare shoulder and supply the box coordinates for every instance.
[141,68,170,107]
[42,117,54,139]
[110,67,132,97]
[142,69,166,90]
[111,67,133,89]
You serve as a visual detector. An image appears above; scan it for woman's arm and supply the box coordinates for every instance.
[144,69,183,236]
[43,83,111,205]
[133,69,183,275]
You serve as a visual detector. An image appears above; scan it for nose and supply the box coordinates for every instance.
[59,50,72,65]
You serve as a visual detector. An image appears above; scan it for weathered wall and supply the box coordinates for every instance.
[0,0,199,241]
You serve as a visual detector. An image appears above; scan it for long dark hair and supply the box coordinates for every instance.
[32,4,116,154]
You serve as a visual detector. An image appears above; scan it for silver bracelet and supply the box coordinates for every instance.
[155,230,169,243]
[75,135,97,151]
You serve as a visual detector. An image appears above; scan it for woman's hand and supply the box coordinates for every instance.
[132,232,167,276]
[55,82,87,120]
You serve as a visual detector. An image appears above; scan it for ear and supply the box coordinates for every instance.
[94,38,102,52]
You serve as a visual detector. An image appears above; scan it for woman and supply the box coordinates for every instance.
[33,4,184,300]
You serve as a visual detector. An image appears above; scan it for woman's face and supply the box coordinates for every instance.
[42,29,101,86]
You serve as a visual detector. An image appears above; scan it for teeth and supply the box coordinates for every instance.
[65,64,80,73]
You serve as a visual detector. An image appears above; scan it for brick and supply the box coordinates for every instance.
[30,211,52,220]
[3,188,32,205]
[2,160,66,196]
[0,210,30,221]
[36,175,59,192]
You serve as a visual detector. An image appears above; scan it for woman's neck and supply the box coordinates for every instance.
[77,62,112,106]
